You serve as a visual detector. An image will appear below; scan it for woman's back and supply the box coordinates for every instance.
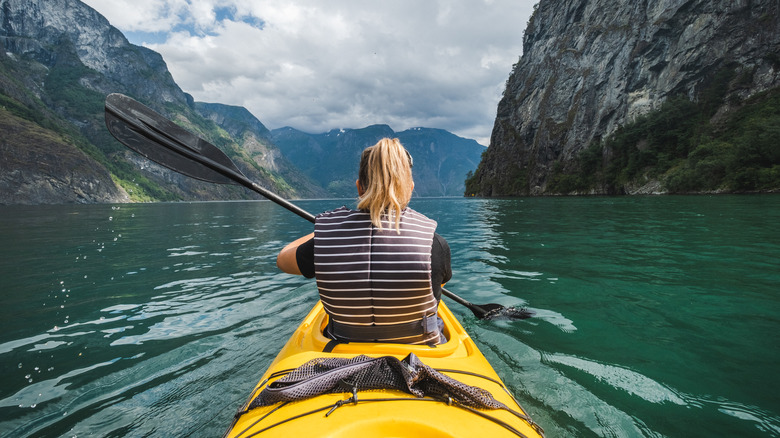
[314,207,440,344]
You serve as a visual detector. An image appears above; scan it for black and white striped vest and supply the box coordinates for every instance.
[314,206,439,344]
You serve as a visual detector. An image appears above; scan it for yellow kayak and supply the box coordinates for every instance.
[224,301,544,438]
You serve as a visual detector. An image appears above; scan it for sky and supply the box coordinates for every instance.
[82,0,536,146]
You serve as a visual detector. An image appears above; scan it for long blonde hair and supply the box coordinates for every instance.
[357,138,414,232]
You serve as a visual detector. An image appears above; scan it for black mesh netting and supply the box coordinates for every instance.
[248,353,508,411]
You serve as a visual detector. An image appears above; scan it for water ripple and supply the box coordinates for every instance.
[717,402,780,436]
[542,353,686,405]
[0,358,120,409]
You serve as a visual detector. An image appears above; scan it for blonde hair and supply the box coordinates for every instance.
[357,138,414,232]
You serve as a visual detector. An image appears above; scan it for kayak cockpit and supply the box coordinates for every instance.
[293,301,471,359]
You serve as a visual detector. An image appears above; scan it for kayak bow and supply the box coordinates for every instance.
[224,301,544,438]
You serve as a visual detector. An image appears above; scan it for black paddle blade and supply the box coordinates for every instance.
[105,93,239,185]
[480,304,535,320]
[441,288,533,321]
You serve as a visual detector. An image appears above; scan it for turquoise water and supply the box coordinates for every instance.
[0,196,778,437]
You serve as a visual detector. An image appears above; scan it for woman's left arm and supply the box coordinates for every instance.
[277,233,314,275]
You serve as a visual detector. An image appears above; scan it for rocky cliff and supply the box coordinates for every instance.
[0,0,319,203]
[1,0,187,109]
[470,0,780,196]
[0,107,126,203]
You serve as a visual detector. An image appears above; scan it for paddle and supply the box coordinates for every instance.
[104,93,533,320]
[440,287,533,319]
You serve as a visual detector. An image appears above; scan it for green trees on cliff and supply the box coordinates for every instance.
[548,81,780,195]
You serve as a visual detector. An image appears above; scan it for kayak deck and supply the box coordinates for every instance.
[225,301,544,438]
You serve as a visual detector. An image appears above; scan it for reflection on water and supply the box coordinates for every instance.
[1,196,779,437]
[542,353,687,405]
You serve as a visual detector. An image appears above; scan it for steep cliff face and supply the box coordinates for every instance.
[0,108,128,204]
[0,0,317,203]
[472,0,780,196]
[1,0,187,104]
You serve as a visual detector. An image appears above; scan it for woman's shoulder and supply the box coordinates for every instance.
[317,205,349,215]
[403,207,437,226]
[316,206,358,220]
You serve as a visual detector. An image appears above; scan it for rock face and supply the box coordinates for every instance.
[0,0,319,203]
[471,0,780,196]
[1,0,186,104]
[0,108,129,204]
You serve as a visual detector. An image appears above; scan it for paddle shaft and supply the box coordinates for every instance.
[441,288,489,318]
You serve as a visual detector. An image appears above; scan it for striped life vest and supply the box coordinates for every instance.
[314,206,439,344]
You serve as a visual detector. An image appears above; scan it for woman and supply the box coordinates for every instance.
[277,138,452,344]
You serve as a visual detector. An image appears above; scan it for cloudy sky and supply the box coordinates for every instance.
[83,0,535,145]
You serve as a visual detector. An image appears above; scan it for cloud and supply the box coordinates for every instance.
[83,0,535,145]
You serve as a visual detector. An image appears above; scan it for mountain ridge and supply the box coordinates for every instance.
[271,125,485,198]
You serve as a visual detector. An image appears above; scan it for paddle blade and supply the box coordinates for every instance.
[481,305,535,320]
[105,93,239,185]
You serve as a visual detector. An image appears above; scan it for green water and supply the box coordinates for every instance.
[0,196,778,437]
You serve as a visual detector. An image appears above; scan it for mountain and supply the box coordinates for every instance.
[0,0,321,204]
[271,125,485,198]
[396,128,485,197]
[467,0,780,196]
[193,103,327,198]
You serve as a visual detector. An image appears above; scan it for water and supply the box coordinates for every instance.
[0,196,778,437]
